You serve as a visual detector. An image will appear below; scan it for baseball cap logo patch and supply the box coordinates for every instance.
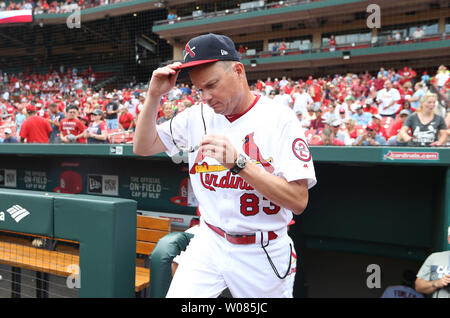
[184,43,196,61]
[176,34,240,72]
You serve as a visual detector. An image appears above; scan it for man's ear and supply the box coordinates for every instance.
[232,62,245,78]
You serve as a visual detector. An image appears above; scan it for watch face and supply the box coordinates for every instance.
[237,155,247,168]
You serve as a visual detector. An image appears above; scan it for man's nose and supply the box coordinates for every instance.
[200,90,212,103]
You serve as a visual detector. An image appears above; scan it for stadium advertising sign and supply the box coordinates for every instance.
[0,10,32,24]
[0,169,16,188]
[0,193,53,237]
[0,157,196,216]
[383,150,440,162]
[87,174,119,196]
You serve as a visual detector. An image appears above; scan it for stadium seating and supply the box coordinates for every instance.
[108,129,133,144]
[0,61,448,147]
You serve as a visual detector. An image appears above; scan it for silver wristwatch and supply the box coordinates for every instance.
[230,154,247,175]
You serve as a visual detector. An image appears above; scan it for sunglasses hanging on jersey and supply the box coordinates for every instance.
[170,102,207,153]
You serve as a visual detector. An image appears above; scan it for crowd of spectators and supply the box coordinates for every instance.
[0,0,127,14]
[249,65,450,147]
[0,63,449,147]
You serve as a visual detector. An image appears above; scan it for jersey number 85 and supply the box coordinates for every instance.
[240,193,280,216]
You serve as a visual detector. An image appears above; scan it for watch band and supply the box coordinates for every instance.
[230,163,243,175]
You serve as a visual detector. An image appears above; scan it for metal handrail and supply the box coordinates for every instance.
[158,32,448,66]
[154,0,316,26]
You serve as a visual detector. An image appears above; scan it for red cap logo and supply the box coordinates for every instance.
[184,43,196,61]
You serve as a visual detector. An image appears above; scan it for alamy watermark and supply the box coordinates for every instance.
[366,4,381,29]
[66,264,81,289]
[366,264,381,289]
[66,6,81,29]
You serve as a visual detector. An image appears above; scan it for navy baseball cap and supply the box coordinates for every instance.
[175,33,240,71]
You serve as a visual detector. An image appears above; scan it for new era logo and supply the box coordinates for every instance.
[6,205,30,223]
[89,177,102,191]
[221,49,228,56]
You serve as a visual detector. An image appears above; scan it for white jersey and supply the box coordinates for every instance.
[273,93,293,109]
[377,88,401,116]
[157,95,317,234]
[435,71,449,87]
[292,92,313,114]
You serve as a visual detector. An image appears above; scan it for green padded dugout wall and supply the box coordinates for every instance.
[53,193,137,297]
[0,189,54,237]
[0,189,137,298]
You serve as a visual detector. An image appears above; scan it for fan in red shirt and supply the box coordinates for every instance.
[373,73,386,91]
[309,80,323,108]
[363,98,379,115]
[309,108,325,132]
[255,80,264,92]
[19,105,52,143]
[36,103,50,119]
[5,102,16,117]
[399,66,417,86]
[397,82,414,110]
[118,106,135,131]
[372,114,389,140]
[387,109,411,139]
[329,35,336,51]
[279,42,287,55]
[59,105,87,143]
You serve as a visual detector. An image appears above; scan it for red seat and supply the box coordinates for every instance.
[304,129,316,143]
[109,130,133,144]
[422,36,440,42]
[108,129,121,143]
[125,131,134,143]
[110,134,127,144]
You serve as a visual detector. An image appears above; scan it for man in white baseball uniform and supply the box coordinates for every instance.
[134,33,317,298]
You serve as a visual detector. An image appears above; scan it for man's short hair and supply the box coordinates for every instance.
[321,127,333,138]
[216,60,236,71]
[66,105,79,112]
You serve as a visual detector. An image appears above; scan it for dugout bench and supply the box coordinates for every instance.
[0,188,171,298]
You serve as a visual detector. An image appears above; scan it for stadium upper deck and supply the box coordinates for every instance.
[151,0,450,80]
